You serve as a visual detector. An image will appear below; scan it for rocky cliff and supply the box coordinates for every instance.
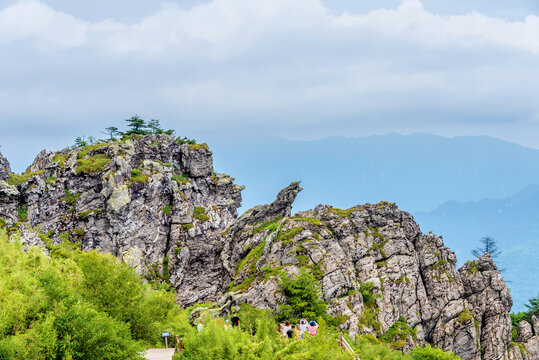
[0,135,537,360]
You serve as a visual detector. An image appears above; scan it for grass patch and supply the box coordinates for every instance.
[188,143,209,152]
[130,168,149,183]
[379,316,417,349]
[161,205,173,214]
[7,170,43,186]
[275,226,304,246]
[329,207,355,218]
[172,174,190,186]
[181,223,194,231]
[78,209,103,220]
[52,153,69,169]
[465,261,480,275]
[76,154,111,174]
[253,216,283,234]
[291,216,325,226]
[193,206,210,222]
[77,143,106,159]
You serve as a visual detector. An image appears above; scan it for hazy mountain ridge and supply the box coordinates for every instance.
[415,185,539,312]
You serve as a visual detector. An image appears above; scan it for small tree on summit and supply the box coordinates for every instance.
[471,236,501,259]
[104,126,120,141]
[125,115,147,135]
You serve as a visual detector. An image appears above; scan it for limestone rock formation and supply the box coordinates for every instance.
[517,321,534,343]
[0,152,10,181]
[0,135,536,360]
[0,135,243,305]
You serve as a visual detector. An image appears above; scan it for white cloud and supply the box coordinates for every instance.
[0,0,538,147]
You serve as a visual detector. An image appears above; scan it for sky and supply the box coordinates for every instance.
[0,0,538,172]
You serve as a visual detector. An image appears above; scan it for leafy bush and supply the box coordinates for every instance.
[0,228,181,359]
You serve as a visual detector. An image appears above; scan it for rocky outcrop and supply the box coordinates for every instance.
[0,136,535,360]
[0,152,10,181]
[0,135,243,305]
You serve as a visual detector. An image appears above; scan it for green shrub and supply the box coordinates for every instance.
[408,345,460,360]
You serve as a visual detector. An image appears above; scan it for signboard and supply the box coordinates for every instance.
[161,332,170,338]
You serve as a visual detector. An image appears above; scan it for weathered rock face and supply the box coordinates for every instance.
[221,188,527,360]
[0,138,535,360]
[0,135,243,304]
[0,152,10,181]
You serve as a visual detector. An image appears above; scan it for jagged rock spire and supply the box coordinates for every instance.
[0,152,11,181]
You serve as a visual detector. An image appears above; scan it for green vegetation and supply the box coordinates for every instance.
[379,317,418,350]
[511,294,539,339]
[0,228,464,360]
[7,170,43,187]
[465,261,480,275]
[78,209,103,220]
[291,216,325,226]
[275,226,304,246]
[358,281,383,334]
[458,309,474,324]
[130,168,149,183]
[253,216,283,234]
[72,115,196,149]
[52,153,69,169]
[0,228,182,359]
[329,207,356,218]
[173,173,190,186]
[162,205,173,214]
[407,345,460,360]
[76,154,111,174]
[231,240,267,292]
[193,206,210,222]
[181,223,194,231]
[17,204,28,222]
[277,267,327,324]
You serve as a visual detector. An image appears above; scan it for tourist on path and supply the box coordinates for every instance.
[299,319,308,338]
[282,320,292,337]
[307,321,318,336]
[231,312,240,329]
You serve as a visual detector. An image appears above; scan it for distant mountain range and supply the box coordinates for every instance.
[211,133,539,310]
[415,185,539,312]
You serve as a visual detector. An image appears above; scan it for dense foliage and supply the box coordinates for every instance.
[277,267,327,324]
[0,228,178,360]
[0,229,462,359]
[510,294,539,339]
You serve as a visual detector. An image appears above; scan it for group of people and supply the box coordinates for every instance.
[197,311,241,332]
[281,319,318,339]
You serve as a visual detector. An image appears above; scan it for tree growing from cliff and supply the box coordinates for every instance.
[471,236,501,259]
[277,267,327,323]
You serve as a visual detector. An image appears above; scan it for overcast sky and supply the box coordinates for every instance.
[0,0,538,172]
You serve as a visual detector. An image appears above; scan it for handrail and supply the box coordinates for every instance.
[337,334,360,360]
